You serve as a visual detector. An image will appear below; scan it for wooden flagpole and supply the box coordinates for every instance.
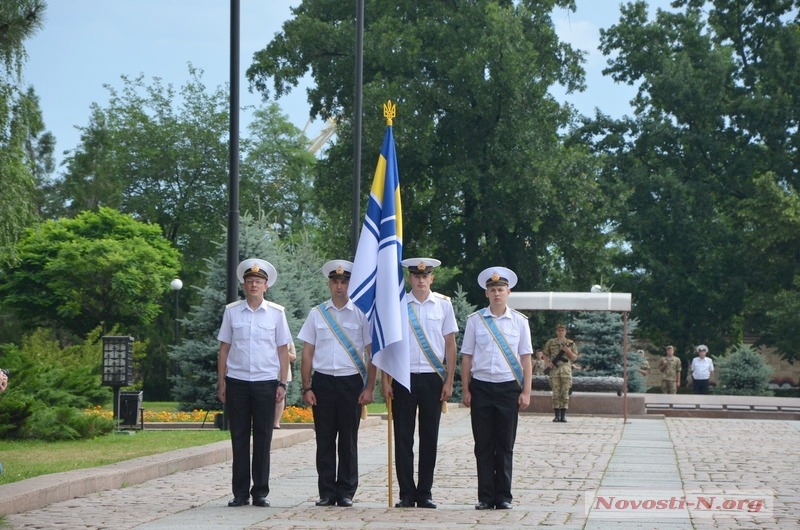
[387,383,394,507]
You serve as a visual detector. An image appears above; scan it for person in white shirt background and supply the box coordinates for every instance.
[690,344,715,394]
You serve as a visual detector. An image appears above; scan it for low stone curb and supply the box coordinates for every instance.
[0,422,336,515]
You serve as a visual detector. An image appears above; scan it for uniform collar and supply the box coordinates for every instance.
[240,298,269,312]
[325,298,355,311]
[481,306,511,318]
[407,291,434,304]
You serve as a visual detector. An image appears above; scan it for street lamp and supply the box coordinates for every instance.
[170,278,183,348]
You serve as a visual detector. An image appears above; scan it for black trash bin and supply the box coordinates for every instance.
[119,391,143,427]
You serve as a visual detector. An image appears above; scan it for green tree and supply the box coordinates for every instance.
[247,0,613,301]
[52,67,317,289]
[241,102,318,241]
[0,207,180,338]
[582,1,800,359]
[714,343,773,396]
[0,0,47,264]
[572,309,645,393]
[53,66,230,285]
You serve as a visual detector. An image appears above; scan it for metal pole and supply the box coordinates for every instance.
[227,0,240,306]
[623,311,629,423]
[113,386,121,426]
[173,290,180,347]
[351,0,364,258]
[224,0,241,432]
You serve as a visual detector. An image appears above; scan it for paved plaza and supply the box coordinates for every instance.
[2,404,799,529]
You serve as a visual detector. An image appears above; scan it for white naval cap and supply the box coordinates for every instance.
[401,257,441,274]
[321,259,353,279]
[477,266,518,289]
[236,258,278,287]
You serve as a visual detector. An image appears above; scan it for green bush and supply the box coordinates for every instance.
[0,327,115,440]
[713,344,773,396]
[22,406,115,440]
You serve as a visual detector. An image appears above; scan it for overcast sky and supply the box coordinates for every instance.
[24,0,673,169]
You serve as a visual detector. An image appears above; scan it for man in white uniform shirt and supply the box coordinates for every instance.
[217,258,292,508]
[299,260,376,508]
[690,344,715,394]
[461,266,532,511]
[383,258,458,509]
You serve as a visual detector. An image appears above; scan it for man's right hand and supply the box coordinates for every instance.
[461,389,471,408]
[303,390,317,406]
[381,373,394,400]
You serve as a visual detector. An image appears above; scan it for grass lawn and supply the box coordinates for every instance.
[0,401,387,487]
[0,429,230,486]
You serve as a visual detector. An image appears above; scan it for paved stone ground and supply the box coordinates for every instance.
[4,407,798,529]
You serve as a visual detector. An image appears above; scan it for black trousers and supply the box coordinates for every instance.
[693,378,710,394]
[225,377,278,499]
[468,378,520,505]
[391,372,444,502]
[311,372,363,500]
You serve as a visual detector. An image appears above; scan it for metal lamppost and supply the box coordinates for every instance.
[101,336,134,425]
[170,278,183,347]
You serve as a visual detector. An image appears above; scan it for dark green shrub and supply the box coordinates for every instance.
[0,327,113,440]
[22,405,114,441]
[713,344,773,396]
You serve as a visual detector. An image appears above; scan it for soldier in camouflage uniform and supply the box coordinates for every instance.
[659,345,681,394]
[542,324,578,422]
[532,350,547,376]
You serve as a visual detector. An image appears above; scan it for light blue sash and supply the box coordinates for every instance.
[481,314,523,387]
[407,304,446,380]
[316,303,367,382]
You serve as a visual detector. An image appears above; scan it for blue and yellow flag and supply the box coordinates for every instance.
[349,101,410,391]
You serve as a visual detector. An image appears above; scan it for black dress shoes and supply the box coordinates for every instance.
[315,498,336,507]
[417,499,437,509]
[337,497,353,507]
[394,498,415,508]
[475,501,493,510]
[495,501,513,510]
[253,496,270,507]
[227,496,249,507]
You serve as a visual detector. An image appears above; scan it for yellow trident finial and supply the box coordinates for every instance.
[383,100,396,126]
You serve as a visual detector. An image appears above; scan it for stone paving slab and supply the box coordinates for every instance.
[3,409,798,529]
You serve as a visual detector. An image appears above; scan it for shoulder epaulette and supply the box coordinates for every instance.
[226,300,245,309]
[266,301,285,311]
[510,308,527,317]
[467,310,480,318]
[433,292,451,301]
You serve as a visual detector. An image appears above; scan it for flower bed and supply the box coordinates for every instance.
[84,405,314,423]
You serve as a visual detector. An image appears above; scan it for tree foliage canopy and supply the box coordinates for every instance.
[0,0,50,265]
[247,0,613,302]
[0,207,180,338]
[578,0,800,359]
[51,67,316,287]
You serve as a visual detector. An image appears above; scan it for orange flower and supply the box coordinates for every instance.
[279,406,313,423]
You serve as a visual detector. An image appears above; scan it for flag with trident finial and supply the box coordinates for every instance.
[348,100,410,391]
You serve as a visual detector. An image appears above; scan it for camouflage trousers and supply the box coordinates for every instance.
[549,370,572,409]
[661,379,677,394]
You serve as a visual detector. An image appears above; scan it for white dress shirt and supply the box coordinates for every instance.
[297,298,371,377]
[691,357,714,380]
[217,299,292,381]
[406,291,459,374]
[460,306,533,383]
